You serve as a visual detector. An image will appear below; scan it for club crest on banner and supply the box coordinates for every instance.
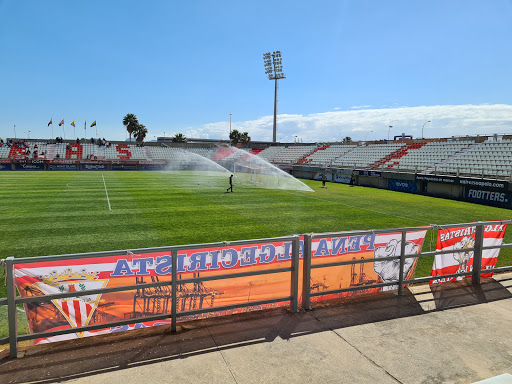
[33,268,109,337]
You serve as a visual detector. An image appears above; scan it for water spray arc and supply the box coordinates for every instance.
[216,146,314,192]
[158,145,312,192]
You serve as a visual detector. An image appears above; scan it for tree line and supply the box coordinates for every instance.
[122,113,251,145]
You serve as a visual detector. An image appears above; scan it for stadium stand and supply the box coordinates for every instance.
[1,136,511,179]
[381,140,475,172]
[437,139,512,178]
[257,146,286,162]
[332,143,405,168]
[298,144,357,166]
[213,147,237,161]
[250,148,264,156]
[271,145,316,164]
[185,147,215,159]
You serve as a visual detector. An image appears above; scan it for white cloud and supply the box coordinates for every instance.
[350,105,373,110]
[105,104,512,143]
[184,104,512,143]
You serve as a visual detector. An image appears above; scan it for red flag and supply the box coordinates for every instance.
[59,119,64,126]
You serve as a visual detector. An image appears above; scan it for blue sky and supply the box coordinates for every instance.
[1,0,512,142]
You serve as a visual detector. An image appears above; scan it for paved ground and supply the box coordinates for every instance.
[0,274,511,384]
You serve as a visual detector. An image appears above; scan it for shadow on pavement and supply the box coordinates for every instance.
[430,277,512,310]
[0,278,509,384]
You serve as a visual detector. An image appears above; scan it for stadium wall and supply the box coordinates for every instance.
[291,165,512,209]
[0,160,167,171]
[2,158,511,209]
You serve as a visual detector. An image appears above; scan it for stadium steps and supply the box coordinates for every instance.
[426,142,481,173]
[296,145,330,164]
[250,148,264,156]
[144,147,153,161]
[375,141,428,169]
[46,144,56,160]
[213,147,237,161]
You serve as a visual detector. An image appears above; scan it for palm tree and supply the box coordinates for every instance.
[240,132,251,146]
[122,113,139,142]
[133,124,148,143]
[229,129,241,146]
[172,133,187,143]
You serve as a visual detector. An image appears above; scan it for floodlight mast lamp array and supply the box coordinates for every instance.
[263,51,286,143]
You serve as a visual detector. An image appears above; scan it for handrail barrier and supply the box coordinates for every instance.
[2,220,512,358]
[1,235,301,358]
[302,220,512,310]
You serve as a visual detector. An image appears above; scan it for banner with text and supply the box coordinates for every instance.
[14,229,427,345]
[14,239,298,345]
[309,230,427,300]
[430,223,507,284]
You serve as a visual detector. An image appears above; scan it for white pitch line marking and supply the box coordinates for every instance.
[102,174,112,211]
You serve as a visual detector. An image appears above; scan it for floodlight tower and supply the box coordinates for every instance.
[263,51,286,143]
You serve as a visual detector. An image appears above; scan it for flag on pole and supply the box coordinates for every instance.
[71,120,75,127]
[59,119,64,126]
[90,121,96,127]
[48,118,53,126]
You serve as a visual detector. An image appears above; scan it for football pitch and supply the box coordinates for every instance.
[1,170,511,296]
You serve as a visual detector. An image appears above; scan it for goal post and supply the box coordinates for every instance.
[233,162,280,187]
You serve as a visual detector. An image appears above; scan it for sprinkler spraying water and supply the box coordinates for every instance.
[159,148,231,187]
[215,146,314,192]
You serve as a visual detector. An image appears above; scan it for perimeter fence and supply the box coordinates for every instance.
[1,220,512,359]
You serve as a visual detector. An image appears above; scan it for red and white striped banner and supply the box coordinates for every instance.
[430,223,506,284]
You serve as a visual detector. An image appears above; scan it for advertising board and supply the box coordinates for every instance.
[465,188,512,207]
[48,164,78,171]
[82,164,107,171]
[388,179,417,193]
[14,163,44,171]
[112,164,137,171]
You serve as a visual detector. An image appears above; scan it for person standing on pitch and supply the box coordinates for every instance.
[227,174,234,193]
[321,173,327,188]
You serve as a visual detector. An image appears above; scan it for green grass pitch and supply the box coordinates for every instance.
[1,171,511,338]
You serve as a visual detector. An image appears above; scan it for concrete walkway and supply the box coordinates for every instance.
[1,274,511,384]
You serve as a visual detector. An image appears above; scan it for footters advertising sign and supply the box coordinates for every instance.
[430,223,506,284]
[14,230,427,345]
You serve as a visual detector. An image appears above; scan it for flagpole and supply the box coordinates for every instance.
[73,120,76,139]
[85,121,87,140]
[63,120,65,140]
[51,120,53,140]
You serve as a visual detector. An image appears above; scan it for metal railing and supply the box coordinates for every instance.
[1,235,300,358]
[2,221,512,358]
[302,220,512,310]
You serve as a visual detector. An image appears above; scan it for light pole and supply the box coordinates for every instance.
[422,120,431,139]
[388,125,393,140]
[365,130,373,142]
[28,130,31,139]
[229,113,232,135]
[263,51,286,143]
[13,125,16,139]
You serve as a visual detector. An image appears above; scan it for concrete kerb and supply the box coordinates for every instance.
[0,273,511,384]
